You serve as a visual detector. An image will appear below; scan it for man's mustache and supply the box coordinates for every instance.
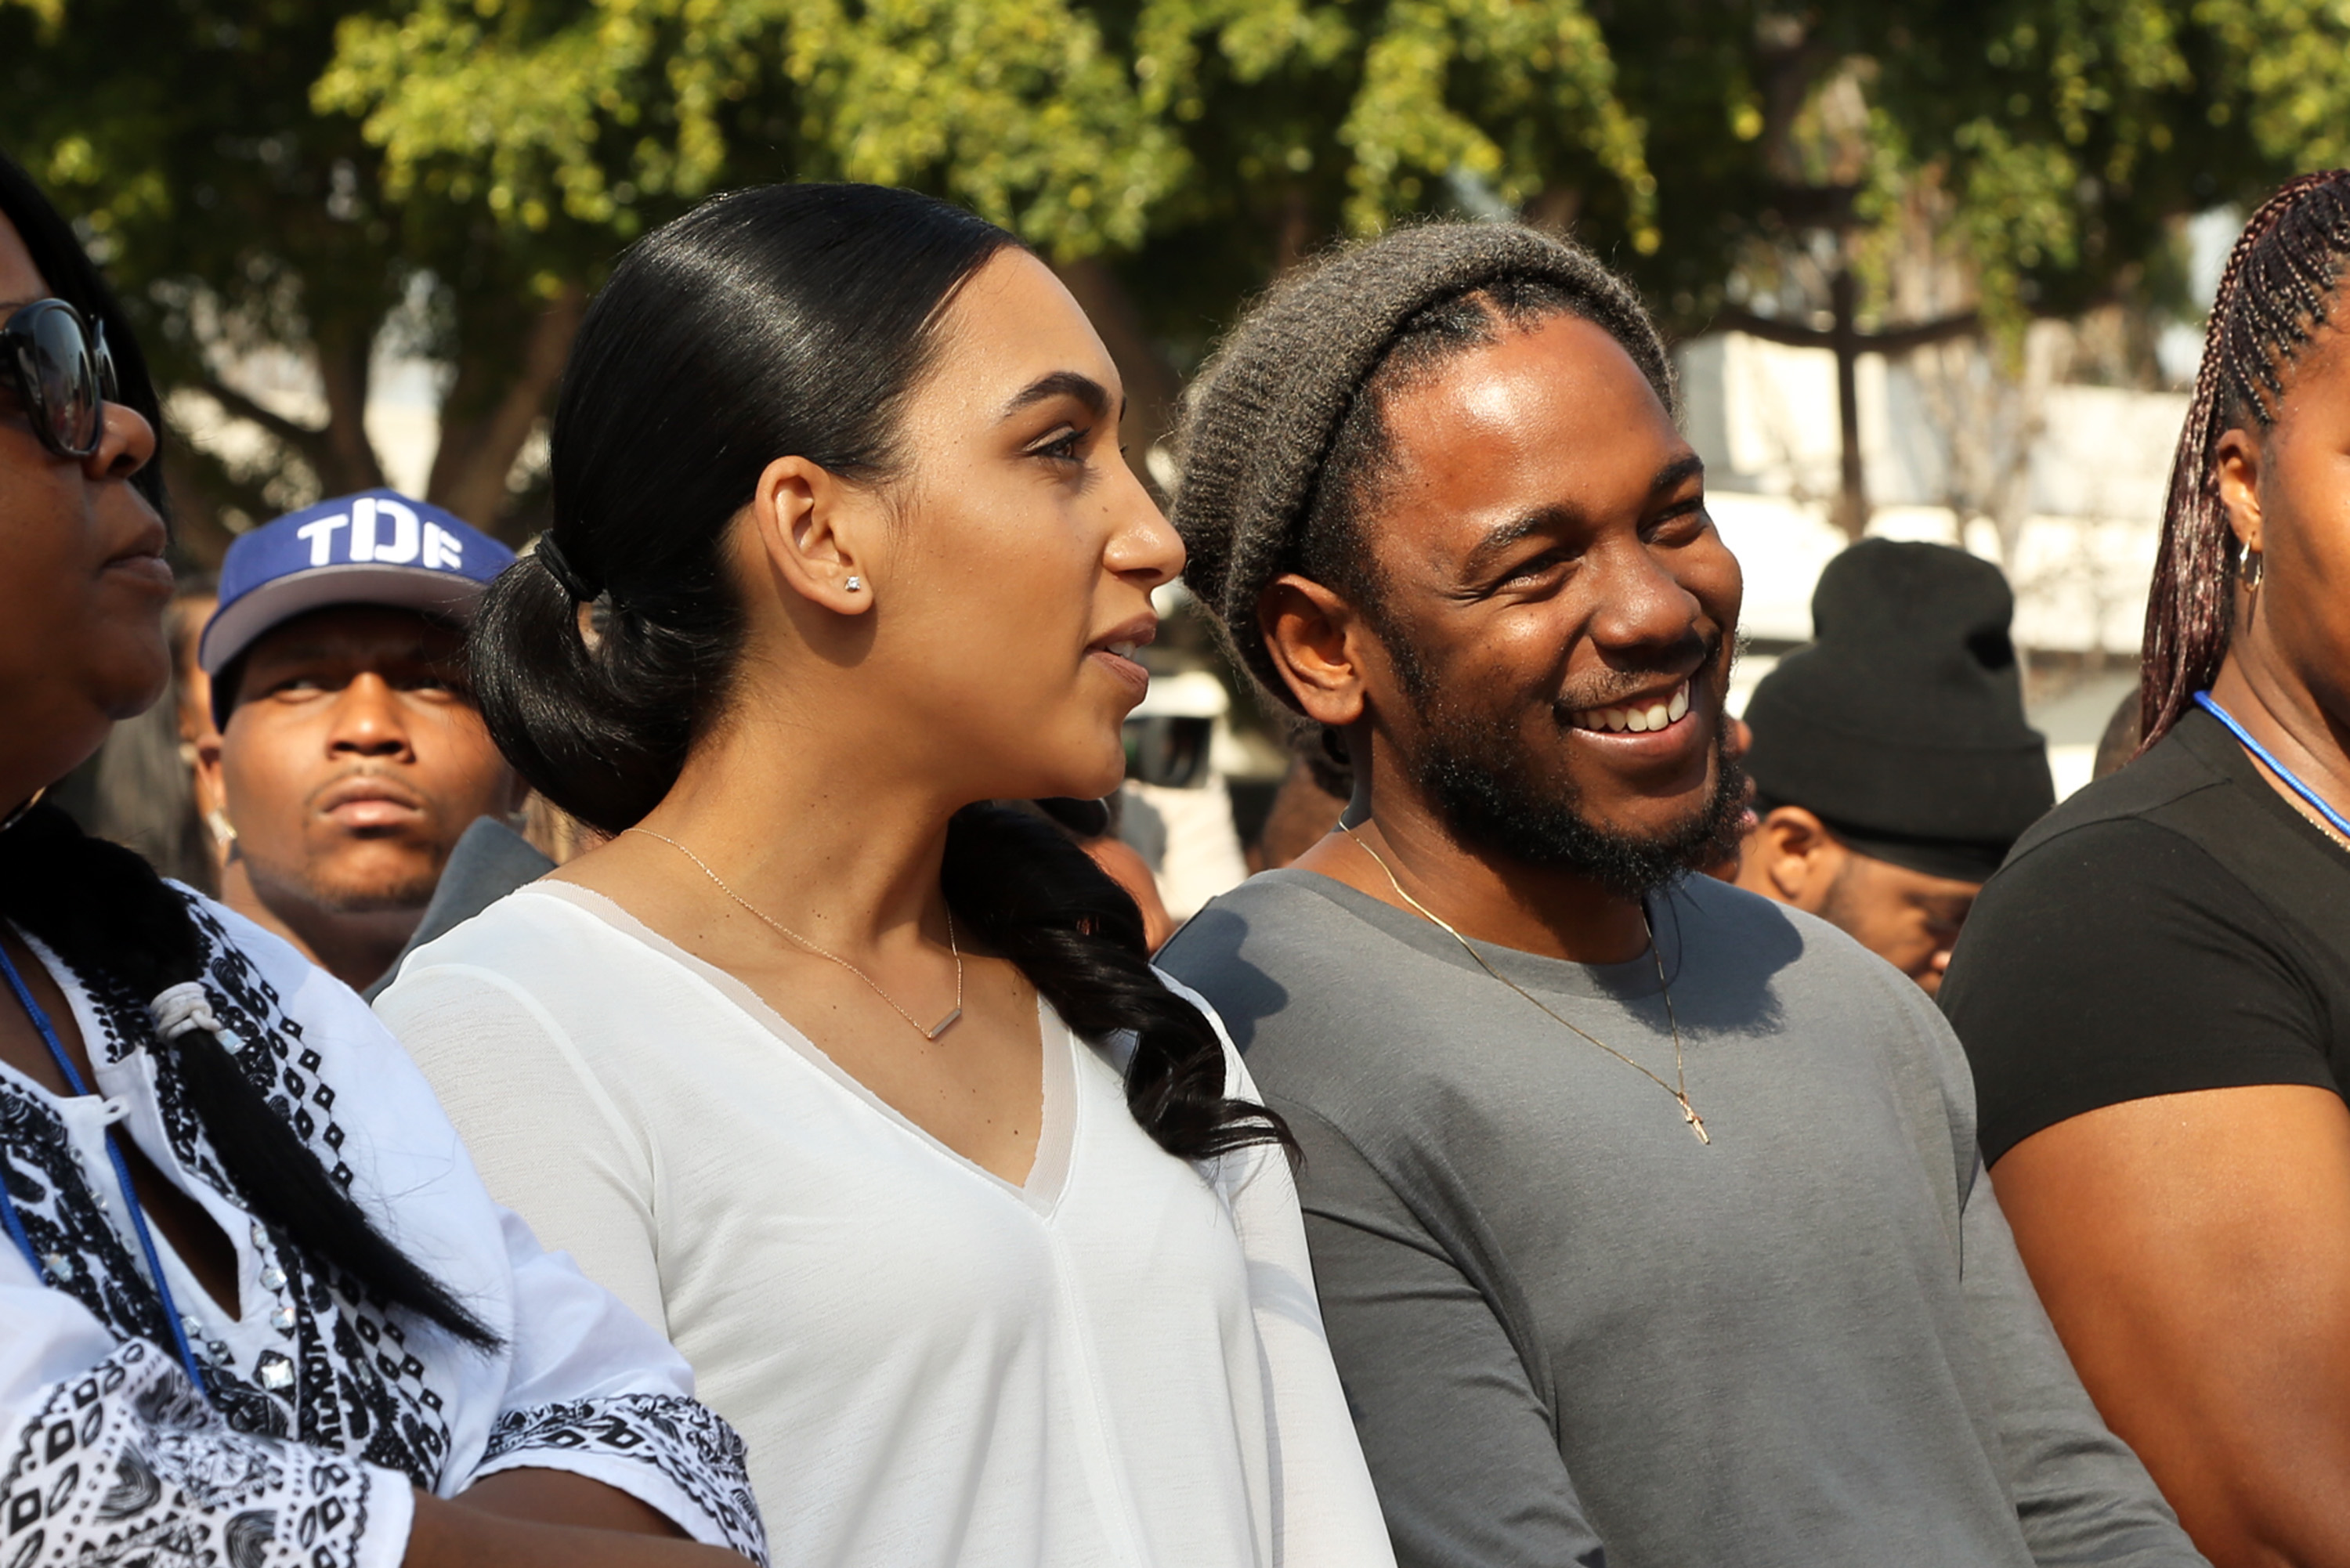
[1552,627,1726,715]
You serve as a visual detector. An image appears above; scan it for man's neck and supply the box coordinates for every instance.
[1291,791,1653,966]
[218,858,424,992]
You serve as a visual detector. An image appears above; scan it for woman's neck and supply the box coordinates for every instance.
[2207,645,2350,834]
[560,698,967,953]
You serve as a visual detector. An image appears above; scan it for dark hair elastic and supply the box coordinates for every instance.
[533,534,599,603]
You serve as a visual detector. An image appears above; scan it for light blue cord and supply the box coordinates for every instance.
[0,941,208,1395]
[2193,689,2350,841]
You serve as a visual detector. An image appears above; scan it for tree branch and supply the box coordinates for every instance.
[188,375,335,474]
[1712,307,1980,355]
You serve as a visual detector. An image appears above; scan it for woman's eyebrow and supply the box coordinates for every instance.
[999,370,1115,422]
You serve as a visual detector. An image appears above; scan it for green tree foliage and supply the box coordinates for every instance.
[9,0,2347,558]
[0,0,617,550]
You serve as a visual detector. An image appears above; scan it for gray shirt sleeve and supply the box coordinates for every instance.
[1282,1100,1610,1568]
[1958,1160,2207,1567]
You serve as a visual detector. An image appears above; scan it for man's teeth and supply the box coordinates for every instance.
[1573,682,1691,734]
[1104,641,1139,659]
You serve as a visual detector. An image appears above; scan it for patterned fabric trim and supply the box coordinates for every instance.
[485,1394,768,1564]
[52,900,459,1490]
[0,1338,381,1568]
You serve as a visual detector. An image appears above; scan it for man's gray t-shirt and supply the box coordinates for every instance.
[1160,869,2198,1568]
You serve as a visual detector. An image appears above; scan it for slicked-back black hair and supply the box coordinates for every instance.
[471,182,1291,1165]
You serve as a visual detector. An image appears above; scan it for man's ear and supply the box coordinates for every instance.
[1759,804,1843,907]
[2214,426,2266,561]
[1260,574,1370,730]
[747,453,878,616]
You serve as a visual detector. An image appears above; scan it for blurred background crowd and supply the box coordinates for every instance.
[9,0,2348,924]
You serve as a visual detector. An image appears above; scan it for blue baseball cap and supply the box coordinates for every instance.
[198,490,515,680]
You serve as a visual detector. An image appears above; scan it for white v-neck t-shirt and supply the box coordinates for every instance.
[374,883,1392,1568]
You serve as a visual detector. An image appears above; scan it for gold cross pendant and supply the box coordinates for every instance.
[1682,1100,1711,1145]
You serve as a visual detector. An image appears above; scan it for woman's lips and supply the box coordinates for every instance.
[1088,646,1151,703]
[103,551,173,595]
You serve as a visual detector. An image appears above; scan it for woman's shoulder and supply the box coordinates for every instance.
[172,886,425,1081]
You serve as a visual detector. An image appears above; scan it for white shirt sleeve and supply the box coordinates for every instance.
[0,1246,414,1568]
[472,1205,768,1560]
[1155,970,1400,1568]
[374,958,669,1335]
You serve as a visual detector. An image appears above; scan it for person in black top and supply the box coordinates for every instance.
[1942,171,2350,1568]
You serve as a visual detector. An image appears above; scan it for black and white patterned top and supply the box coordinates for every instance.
[0,891,768,1568]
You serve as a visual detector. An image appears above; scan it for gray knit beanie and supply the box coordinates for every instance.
[1172,221,1676,707]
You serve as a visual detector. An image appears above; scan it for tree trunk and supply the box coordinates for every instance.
[312,317,385,496]
[1829,266,1868,540]
[1054,258,1184,501]
[426,284,586,532]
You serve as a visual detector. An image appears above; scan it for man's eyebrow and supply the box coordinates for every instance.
[1653,453,1705,493]
[1463,504,1581,575]
[999,370,1115,422]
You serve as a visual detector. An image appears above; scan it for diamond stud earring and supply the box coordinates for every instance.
[844,576,862,592]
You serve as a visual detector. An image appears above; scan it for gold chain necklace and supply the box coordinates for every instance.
[1342,823,1708,1145]
[628,828,964,1041]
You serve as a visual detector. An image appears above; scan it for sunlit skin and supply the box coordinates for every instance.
[1264,313,1741,963]
[0,211,731,1566]
[555,248,1177,1185]
[1990,320,2350,1566]
[194,606,526,990]
[1730,804,1977,994]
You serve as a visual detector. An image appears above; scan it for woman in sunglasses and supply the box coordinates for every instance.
[0,150,766,1568]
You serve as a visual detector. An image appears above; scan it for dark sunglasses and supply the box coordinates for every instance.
[1,298,120,461]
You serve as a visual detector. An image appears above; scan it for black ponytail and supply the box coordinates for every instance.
[947,804,1292,1159]
[0,805,501,1348]
[474,182,1290,1163]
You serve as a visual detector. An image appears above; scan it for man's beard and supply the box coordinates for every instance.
[1390,635,1749,901]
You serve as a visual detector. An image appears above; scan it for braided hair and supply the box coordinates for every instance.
[2141,171,2350,749]
[470,183,1292,1165]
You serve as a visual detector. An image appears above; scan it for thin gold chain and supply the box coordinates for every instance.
[627,828,965,1042]
[1342,823,1708,1145]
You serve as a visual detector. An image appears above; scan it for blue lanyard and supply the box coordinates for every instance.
[0,940,209,1396]
[2193,690,2350,842]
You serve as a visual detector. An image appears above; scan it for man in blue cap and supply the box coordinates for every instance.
[194,490,551,996]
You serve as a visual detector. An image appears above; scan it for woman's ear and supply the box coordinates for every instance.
[2214,426,2267,559]
[1260,574,1368,730]
[748,454,877,615]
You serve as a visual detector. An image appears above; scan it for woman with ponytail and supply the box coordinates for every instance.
[374,182,1390,1566]
[1942,172,2350,1566]
[0,150,765,1568]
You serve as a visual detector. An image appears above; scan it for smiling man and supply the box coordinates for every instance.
[1157,225,2197,1567]
[195,491,543,995]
